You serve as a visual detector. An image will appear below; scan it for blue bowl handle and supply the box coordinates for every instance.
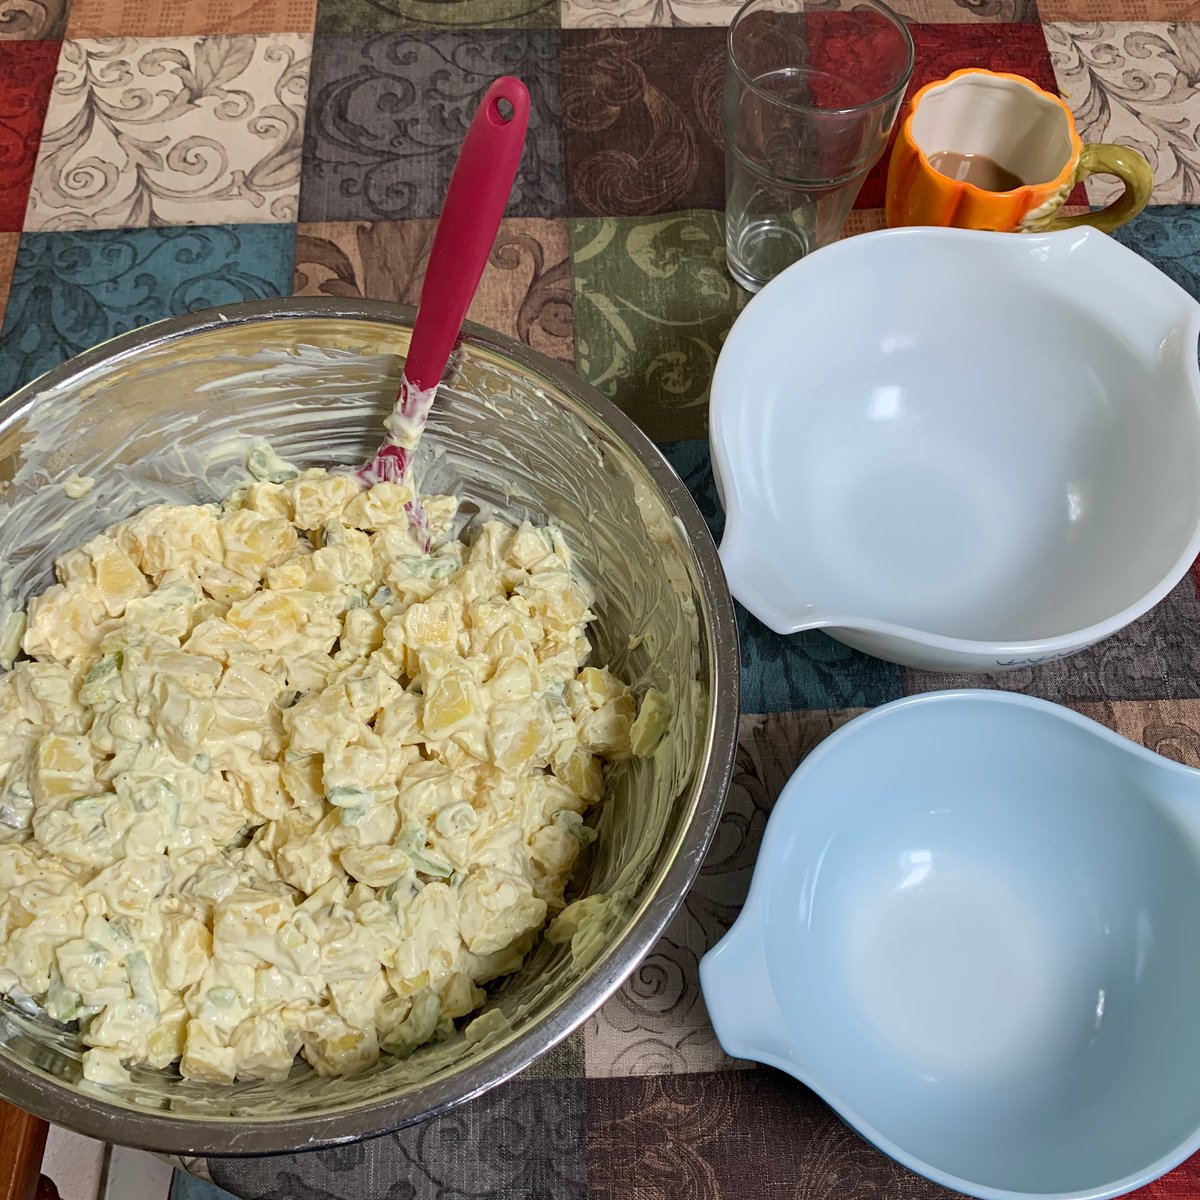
[699,913,792,1069]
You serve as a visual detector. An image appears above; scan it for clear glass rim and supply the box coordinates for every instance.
[727,0,916,118]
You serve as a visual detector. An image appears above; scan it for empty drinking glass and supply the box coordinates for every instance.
[723,0,914,292]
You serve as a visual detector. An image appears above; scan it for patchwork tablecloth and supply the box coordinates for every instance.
[1,0,1199,1194]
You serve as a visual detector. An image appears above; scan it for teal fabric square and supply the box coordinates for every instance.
[661,438,903,714]
[1111,206,1200,302]
[171,1171,240,1200]
[0,224,296,398]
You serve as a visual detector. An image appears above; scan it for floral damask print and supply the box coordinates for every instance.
[738,615,904,712]
[299,31,564,222]
[561,0,738,28]
[0,0,66,37]
[888,0,1039,19]
[905,577,1200,702]
[585,711,859,1077]
[786,1104,953,1200]
[24,35,311,230]
[209,1078,587,1200]
[0,224,295,396]
[1046,22,1200,206]
[587,1070,954,1200]
[586,936,729,1076]
[905,21,1063,93]
[1138,710,1200,762]
[1113,205,1200,299]
[240,1175,365,1200]
[561,0,1034,28]
[587,1072,742,1200]
[0,41,59,230]
[295,217,573,362]
[1072,699,1200,764]
[856,23,1064,207]
[569,213,745,443]
[661,439,905,710]
[562,27,724,215]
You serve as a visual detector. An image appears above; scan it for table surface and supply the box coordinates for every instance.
[2,0,1200,1196]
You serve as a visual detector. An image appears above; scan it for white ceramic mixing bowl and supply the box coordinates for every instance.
[709,227,1200,672]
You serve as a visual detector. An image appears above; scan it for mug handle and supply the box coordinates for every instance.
[1045,143,1154,233]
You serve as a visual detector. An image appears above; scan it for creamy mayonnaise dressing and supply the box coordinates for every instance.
[383,380,440,454]
[0,448,667,1085]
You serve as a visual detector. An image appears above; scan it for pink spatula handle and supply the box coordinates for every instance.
[404,76,531,394]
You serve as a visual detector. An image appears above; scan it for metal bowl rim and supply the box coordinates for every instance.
[0,296,741,1156]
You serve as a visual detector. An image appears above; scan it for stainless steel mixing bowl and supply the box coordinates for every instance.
[0,298,739,1155]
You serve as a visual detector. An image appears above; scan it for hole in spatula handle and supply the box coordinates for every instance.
[491,96,515,124]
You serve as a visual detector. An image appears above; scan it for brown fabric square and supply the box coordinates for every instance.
[295,217,573,364]
[586,1070,954,1198]
[0,0,67,37]
[563,27,725,217]
[0,234,17,319]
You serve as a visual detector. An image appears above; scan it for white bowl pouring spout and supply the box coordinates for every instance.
[710,227,1200,672]
[700,690,1200,1200]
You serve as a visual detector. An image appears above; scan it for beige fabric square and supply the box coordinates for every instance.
[25,35,312,230]
[584,710,862,1077]
[1046,21,1200,206]
[560,0,739,28]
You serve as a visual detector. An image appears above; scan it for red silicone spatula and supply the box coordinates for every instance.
[361,75,531,490]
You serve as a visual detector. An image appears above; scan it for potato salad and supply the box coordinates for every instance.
[0,451,661,1085]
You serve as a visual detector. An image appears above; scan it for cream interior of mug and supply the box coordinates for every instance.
[0,316,707,1129]
[911,74,1074,186]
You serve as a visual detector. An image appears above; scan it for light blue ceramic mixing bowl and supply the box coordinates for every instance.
[700,690,1200,1200]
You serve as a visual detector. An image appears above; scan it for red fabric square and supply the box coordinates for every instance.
[1135,1151,1200,1196]
[0,42,60,233]
[857,23,1086,210]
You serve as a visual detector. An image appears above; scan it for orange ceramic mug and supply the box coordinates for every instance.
[885,69,1153,233]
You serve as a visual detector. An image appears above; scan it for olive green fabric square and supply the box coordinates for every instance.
[569,211,747,444]
[516,1025,586,1078]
